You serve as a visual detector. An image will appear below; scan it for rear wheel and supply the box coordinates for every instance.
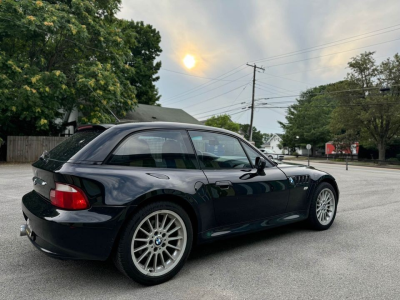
[114,201,193,285]
[307,182,337,230]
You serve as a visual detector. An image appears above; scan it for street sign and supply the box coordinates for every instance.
[306,144,311,150]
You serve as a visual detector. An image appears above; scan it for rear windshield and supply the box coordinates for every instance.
[47,130,103,162]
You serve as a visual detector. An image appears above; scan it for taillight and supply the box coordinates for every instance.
[50,183,89,210]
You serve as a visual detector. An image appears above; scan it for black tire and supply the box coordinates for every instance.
[113,201,193,285]
[307,182,337,231]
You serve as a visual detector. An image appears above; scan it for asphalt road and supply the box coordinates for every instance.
[1,162,400,300]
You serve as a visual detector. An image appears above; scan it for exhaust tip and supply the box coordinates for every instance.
[20,224,27,236]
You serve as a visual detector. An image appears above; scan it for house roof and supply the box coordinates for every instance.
[122,104,201,125]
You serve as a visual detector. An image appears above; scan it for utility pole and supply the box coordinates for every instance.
[246,63,265,143]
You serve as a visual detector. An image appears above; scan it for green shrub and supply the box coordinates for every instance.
[387,157,399,162]
[396,154,400,161]
[292,151,299,158]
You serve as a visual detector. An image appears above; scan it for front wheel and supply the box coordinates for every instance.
[307,182,337,230]
[113,201,193,285]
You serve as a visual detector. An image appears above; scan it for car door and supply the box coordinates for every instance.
[188,130,290,227]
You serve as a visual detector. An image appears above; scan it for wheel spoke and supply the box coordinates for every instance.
[160,214,167,230]
[165,218,176,232]
[144,252,153,270]
[134,238,148,242]
[168,226,181,235]
[139,227,150,236]
[137,249,150,263]
[134,244,149,253]
[147,219,154,232]
[160,251,166,268]
[153,253,158,272]
[155,213,159,230]
[163,249,175,261]
[168,236,183,241]
[167,244,181,251]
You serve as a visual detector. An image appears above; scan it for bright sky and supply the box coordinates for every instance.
[118,0,400,134]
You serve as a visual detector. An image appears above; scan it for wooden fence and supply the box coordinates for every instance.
[7,136,67,162]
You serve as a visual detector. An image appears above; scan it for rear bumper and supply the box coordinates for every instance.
[22,191,131,260]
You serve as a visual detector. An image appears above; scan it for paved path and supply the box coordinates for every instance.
[1,163,399,299]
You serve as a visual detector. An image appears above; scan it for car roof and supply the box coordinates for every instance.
[82,122,245,139]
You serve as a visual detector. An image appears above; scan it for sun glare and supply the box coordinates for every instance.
[183,54,196,69]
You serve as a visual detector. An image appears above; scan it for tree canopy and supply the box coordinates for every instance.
[205,114,240,133]
[329,52,400,160]
[0,0,162,137]
[239,124,265,148]
[204,115,269,148]
[279,84,338,153]
[122,20,162,106]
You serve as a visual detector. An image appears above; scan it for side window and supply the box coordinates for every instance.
[188,131,251,169]
[241,142,273,168]
[107,130,198,169]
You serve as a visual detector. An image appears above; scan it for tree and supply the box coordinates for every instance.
[205,114,240,133]
[262,133,272,144]
[122,20,162,105]
[239,124,264,148]
[329,52,400,161]
[279,84,338,155]
[0,0,161,137]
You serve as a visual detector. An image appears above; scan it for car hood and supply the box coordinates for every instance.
[276,162,333,182]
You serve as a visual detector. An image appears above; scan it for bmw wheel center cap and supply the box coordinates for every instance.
[155,236,162,246]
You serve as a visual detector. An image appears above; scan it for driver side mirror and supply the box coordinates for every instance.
[255,157,266,171]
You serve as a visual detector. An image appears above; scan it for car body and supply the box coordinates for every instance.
[21,122,339,285]
[259,149,284,161]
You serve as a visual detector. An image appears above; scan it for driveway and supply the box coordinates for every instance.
[1,163,400,299]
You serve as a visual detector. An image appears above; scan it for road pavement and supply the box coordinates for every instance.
[1,163,400,300]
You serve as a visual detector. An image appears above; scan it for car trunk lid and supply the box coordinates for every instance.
[31,126,108,200]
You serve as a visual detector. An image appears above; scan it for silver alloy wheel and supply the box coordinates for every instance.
[316,188,336,225]
[131,210,187,277]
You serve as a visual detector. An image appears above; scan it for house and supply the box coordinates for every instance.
[61,104,201,135]
[260,134,324,156]
[260,134,286,154]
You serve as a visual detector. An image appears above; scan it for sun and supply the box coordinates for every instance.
[183,54,196,69]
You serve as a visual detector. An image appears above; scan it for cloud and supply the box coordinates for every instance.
[118,0,400,134]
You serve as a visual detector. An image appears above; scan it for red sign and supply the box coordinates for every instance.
[325,142,359,155]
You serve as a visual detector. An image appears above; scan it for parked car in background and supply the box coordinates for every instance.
[21,122,339,285]
[259,149,284,161]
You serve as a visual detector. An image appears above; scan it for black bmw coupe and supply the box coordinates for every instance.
[21,122,339,285]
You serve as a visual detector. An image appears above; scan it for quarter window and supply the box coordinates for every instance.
[108,130,198,169]
[188,131,251,169]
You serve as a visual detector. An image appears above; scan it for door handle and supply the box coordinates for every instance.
[215,181,232,190]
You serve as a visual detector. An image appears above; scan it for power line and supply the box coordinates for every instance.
[256,80,297,93]
[255,84,289,96]
[198,108,251,120]
[264,37,400,69]
[160,68,248,81]
[249,23,400,64]
[181,83,250,109]
[253,84,400,103]
[192,101,250,117]
[168,73,251,105]
[162,65,248,102]
[254,102,400,109]
[166,24,400,103]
